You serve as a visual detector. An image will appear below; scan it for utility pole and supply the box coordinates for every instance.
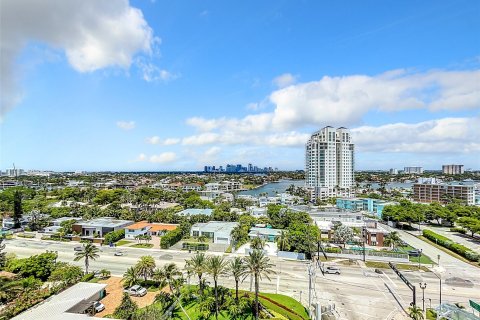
[362,226,366,262]
[307,262,315,317]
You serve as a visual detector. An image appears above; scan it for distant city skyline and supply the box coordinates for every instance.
[1,1,479,171]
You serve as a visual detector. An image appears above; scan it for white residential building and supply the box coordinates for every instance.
[305,126,355,200]
[404,166,424,174]
[190,221,238,244]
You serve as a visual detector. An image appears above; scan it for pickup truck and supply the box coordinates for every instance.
[124,285,147,297]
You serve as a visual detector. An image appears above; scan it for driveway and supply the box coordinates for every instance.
[95,277,158,317]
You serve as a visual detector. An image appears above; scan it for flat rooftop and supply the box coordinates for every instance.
[76,217,133,228]
[178,208,213,216]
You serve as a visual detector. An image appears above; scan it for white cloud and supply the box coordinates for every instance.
[146,136,161,144]
[149,152,177,163]
[135,153,147,162]
[117,121,136,130]
[184,68,480,135]
[352,117,480,153]
[272,73,297,88]
[204,146,221,157]
[146,136,180,145]
[164,138,180,145]
[136,58,177,82]
[1,0,157,117]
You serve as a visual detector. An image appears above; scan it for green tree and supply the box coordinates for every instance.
[73,242,100,274]
[228,257,247,301]
[457,217,480,237]
[0,237,6,269]
[185,252,206,295]
[408,306,424,320]
[7,251,58,281]
[136,256,156,281]
[205,256,229,319]
[48,262,83,286]
[13,190,23,228]
[242,250,275,320]
[276,230,290,251]
[154,263,182,293]
[333,225,354,248]
[250,237,267,250]
[114,292,138,320]
[123,266,139,288]
[59,219,76,235]
[384,231,402,250]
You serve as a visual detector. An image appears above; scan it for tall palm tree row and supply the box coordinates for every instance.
[205,256,229,320]
[242,250,276,320]
[73,242,100,274]
[228,257,247,301]
[184,252,206,294]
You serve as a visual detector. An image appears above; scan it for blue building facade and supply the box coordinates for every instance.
[336,198,396,218]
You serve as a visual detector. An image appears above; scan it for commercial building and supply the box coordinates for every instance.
[305,126,355,200]
[125,221,179,239]
[365,221,389,247]
[190,221,238,244]
[389,168,398,175]
[72,217,133,237]
[442,164,465,175]
[413,183,475,205]
[12,282,107,320]
[43,217,83,234]
[403,166,423,174]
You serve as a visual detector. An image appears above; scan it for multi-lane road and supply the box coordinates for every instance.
[5,236,480,320]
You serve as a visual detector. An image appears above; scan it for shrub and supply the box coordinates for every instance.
[324,247,341,253]
[182,242,209,251]
[423,230,479,262]
[104,229,125,244]
[450,227,466,234]
[80,273,95,282]
[17,233,35,239]
[161,228,184,249]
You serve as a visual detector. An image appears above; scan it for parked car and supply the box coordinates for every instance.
[114,251,124,256]
[324,266,341,275]
[92,301,105,313]
[408,250,421,257]
[74,246,84,252]
[124,285,147,297]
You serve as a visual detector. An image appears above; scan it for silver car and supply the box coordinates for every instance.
[325,266,341,275]
[124,285,147,297]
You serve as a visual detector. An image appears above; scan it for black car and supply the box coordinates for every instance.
[408,250,422,257]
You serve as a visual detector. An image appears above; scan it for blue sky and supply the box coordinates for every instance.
[1,0,479,171]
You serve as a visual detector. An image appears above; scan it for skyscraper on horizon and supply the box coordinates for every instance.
[305,126,355,200]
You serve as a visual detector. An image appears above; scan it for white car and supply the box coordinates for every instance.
[124,285,147,297]
[92,301,105,313]
[324,266,341,275]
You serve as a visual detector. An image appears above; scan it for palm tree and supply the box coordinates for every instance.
[250,237,267,250]
[73,242,100,274]
[408,306,424,320]
[242,250,276,320]
[136,256,156,281]
[276,230,290,251]
[228,257,247,301]
[205,256,229,319]
[154,263,182,293]
[185,252,206,294]
[123,266,139,288]
[384,231,402,250]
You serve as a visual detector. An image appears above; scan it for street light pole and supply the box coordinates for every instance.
[419,282,427,311]
[418,249,422,270]
[433,272,442,315]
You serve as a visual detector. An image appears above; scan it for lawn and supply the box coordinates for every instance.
[397,245,434,265]
[174,290,308,320]
[131,243,154,249]
[115,239,133,246]
[365,261,429,272]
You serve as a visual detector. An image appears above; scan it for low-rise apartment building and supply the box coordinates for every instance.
[248,226,283,242]
[413,183,475,205]
[336,198,397,218]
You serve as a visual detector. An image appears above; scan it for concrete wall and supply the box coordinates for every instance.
[277,251,306,260]
[325,250,409,263]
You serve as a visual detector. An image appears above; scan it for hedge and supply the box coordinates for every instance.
[182,242,209,251]
[160,228,184,249]
[449,227,466,234]
[80,273,95,282]
[104,229,125,244]
[423,229,480,262]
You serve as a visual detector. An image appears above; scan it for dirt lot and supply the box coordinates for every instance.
[95,277,158,317]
